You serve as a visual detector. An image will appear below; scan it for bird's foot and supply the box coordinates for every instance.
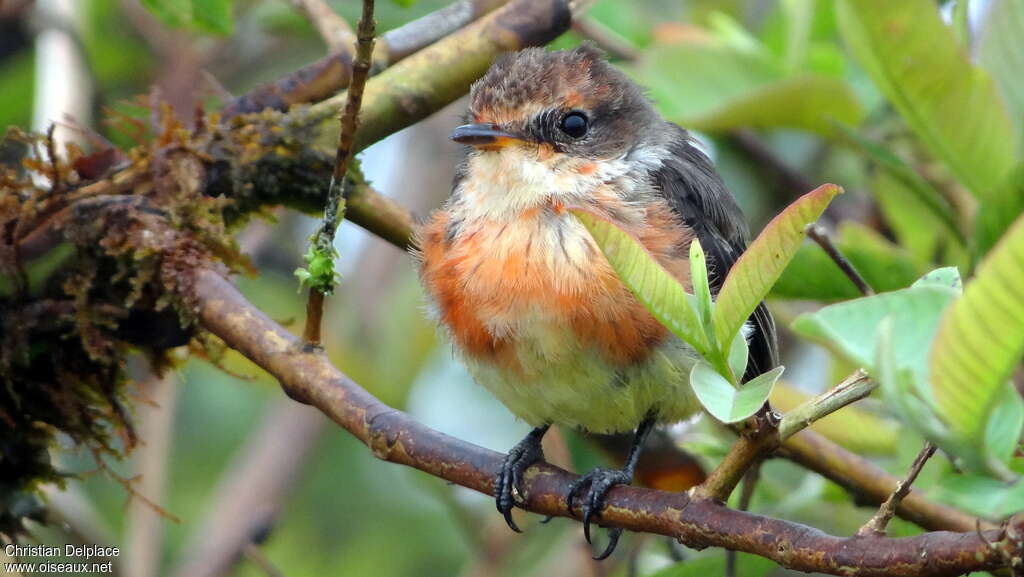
[495,428,547,533]
[566,467,631,559]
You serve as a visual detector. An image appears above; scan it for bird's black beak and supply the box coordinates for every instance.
[450,123,525,149]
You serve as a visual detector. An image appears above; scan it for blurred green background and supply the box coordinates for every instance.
[2,0,1022,576]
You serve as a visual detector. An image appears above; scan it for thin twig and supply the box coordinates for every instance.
[857,443,937,537]
[243,543,289,577]
[691,414,778,503]
[302,0,376,347]
[290,0,354,51]
[806,223,875,296]
[571,16,639,60]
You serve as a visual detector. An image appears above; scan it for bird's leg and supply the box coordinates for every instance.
[566,414,656,560]
[496,424,550,532]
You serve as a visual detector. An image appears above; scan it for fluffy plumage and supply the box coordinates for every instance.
[415,46,776,434]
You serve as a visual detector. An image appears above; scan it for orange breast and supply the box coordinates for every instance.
[416,200,693,371]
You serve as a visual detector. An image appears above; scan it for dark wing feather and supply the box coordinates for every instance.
[646,125,779,381]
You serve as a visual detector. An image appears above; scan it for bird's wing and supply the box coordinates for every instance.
[646,126,779,381]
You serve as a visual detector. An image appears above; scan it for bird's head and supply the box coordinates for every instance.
[451,45,665,220]
[454,44,657,159]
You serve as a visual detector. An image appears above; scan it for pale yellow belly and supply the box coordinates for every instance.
[461,320,701,433]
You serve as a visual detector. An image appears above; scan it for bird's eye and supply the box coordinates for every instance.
[559,111,589,138]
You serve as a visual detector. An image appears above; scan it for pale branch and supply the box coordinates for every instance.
[289,0,355,52]
[384,0,510,62]
[221,0,513,118]
[806,223,875,296]
[777,369,875,441]
[303,0,376,347]
[858,443,938,537]
[570,16,639,61]
[183,265,1022,577]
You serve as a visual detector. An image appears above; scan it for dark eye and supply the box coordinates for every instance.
[559,111,589,138]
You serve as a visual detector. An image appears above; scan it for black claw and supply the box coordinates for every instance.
[564,468,631,557]
[582,506,594,543]
[593,529,623,561]
[495,426,548,533]
[540,515,554,524]
[502,508,522,533]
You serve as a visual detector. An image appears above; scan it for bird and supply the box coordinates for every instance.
[414,44,777,559]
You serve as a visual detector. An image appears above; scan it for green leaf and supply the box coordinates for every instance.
[791,283,958,383]
[629,42,861,135]
[836,124,965,246]
[690,361,783,423]
[975,163,1024,257]
[985,384,1024,464]
[645,551,776,577]
[727,333,750,384]
[139,0,189,28]
[139,0,233,35]
[931,473,1024,519]
[912,267,962,292]
[836,0,1017,198]
[930,214,1024,451]
[690,239,714,341]
[572,210,709,356]
[190,0,234,35]
[980,0,1024,152]
[714,183,842,348]
[875,317,964,461]
[683,75,863,135]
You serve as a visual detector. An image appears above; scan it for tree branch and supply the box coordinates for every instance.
[220,0,513,119]
[183,266,1022,577]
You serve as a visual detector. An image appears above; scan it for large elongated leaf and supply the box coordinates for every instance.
[930,215,1024,447]
[683,75,863,135]
[714,183,842,348]
[836,0,1017,198]
[630,43,862,135]
[836,124,964,247]
[980,0,1024,152]
[975,163,1024,257]
[572,210,709,357]
[791,284,958,384]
